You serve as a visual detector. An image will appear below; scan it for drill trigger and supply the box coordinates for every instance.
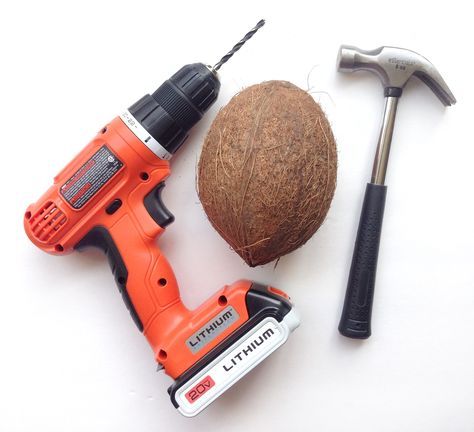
[144,182,175,228]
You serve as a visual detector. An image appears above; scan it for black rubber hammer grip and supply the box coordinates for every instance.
[339,183,387,339]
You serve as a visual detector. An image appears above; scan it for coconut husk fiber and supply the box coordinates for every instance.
[197,80,337,267]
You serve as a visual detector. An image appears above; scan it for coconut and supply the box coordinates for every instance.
[197,80,337,267]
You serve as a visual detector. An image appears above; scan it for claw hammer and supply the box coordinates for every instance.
[337,45,456,339]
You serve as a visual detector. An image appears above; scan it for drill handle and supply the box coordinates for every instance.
[76,187,182,334]
[339,183,387,339]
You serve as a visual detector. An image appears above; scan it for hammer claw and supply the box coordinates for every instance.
[414,69,457,106]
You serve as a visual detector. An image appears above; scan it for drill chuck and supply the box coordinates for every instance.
[128,63,220,156]
[125,19,265,159]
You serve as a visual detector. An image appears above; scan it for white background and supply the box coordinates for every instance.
[1,1,473,431]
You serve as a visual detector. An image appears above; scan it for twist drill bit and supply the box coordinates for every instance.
[213,19,265,71]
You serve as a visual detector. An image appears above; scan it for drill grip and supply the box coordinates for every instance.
[339,183,387,339]
[76,199,182,334]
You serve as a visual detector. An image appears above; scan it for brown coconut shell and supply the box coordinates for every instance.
[197,80,337,267]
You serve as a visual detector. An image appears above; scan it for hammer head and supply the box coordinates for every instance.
[337,45,456,106]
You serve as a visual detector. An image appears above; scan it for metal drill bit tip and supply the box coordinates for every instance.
[213,19,265,71]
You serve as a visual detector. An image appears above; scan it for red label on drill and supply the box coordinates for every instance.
[60,145,123,209]
[185,375,216,404]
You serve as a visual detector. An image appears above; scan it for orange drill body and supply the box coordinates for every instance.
[24,116,253,379]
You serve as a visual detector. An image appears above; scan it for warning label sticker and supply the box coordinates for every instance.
[60,145,123,209]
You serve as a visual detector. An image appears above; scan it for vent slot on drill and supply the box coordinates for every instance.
[27,201,67,242]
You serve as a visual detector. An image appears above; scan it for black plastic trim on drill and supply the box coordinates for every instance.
[74,226,144,331]
[158,63,219,115]
[144,182,175,228]
[106,199,122,215]
[384,87,403,98]
[152,81,201,132]
[128,63,220,155]
[129,95,187,155]
[245,282,292,318]
[167,283,292,408]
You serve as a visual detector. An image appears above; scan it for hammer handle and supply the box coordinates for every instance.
[339,183,387,339]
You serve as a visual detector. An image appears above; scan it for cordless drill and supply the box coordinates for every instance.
[24,20,299,417]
